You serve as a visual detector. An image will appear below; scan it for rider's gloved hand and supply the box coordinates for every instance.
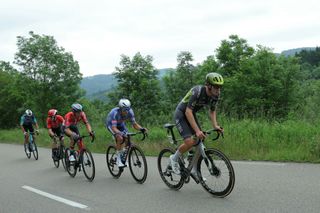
[89,131,95,137]
[23,132,28,136]
[35,129,39,135]
[140,127,147,133]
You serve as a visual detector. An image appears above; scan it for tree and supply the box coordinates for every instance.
[216,34,255,77]
[14,31,83,124]
[0,61,27,128]
[163,51,197,107]
[108,52,161,124]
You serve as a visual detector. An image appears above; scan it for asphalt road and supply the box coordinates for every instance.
[0,143,320,213]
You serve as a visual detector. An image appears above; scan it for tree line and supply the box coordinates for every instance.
[1,32,319,129]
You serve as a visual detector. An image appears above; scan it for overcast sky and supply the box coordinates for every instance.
[1,0,319,77]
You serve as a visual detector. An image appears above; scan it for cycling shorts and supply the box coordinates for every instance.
[174,109,201,140]
[23,124,34,133]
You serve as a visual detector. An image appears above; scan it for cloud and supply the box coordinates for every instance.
[1,0,319,76]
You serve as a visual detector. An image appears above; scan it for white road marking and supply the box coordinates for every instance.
[22,185,89,210]
[232,161,286,166]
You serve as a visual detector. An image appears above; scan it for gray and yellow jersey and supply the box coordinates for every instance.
[176,85,219,113]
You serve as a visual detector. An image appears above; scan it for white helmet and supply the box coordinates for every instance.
[118,99,131,110]
[25,109,33,116]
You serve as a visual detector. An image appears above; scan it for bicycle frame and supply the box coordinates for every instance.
[164,124,221,182]
[119,132,146,165]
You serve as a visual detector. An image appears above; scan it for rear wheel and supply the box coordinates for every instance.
[65,148,77,178]
[106,145,123,178]
[197,148,235,198]
[81,149,95,181]
[157,148,184,190]
[128,145,148,184]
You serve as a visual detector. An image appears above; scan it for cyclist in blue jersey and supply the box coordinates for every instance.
[20,109,39,154]
[170,73,224,177]
[106,98,147,167]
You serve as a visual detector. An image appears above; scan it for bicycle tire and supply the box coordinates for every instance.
[157,148,184,190]
[128,145,148,184]
[106,145,123,178]
[32,141,38,160]
[25,144,31,159]
[197,148,235,198]
[60,145,66,171]
[64,148,77,178]
[53,158,60,168]
[81,149,95,182]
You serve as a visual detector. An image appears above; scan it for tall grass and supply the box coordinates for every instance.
[1,118,320,162]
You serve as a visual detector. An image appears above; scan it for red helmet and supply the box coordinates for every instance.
[48,109,57,117]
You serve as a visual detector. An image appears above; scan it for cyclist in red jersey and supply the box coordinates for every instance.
[64,103,94,162]
[46,109,65,160]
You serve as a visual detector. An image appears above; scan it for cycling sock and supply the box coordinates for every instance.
[172,150,181,161]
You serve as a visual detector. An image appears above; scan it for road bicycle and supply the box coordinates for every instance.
[157,124,235,198]
[52,135,66,170]
[106,131,148,184]
[64,134,95,181]
[24,132,39,160]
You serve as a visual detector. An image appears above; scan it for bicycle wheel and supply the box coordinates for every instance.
[64,148,77,178]
[32,141,38,160]
[106,145,123,178]
[81,149,95,181]
[60,145,66,171]
[53,148,60,168]
[157,148,184,190]
[24,144,31,159]
[197,148,235,198]
[128,145,148,184]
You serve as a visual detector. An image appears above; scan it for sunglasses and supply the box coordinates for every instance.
[211,84,222,89]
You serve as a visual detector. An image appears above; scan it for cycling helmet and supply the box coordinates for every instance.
[205,72,224,86]
[25,109,33,116]
[48,109,57,117]
[71,103,83,112]
[119,99,131,110]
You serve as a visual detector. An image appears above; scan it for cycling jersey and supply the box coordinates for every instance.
[175,85,220,139]
[20,114,37,126]
[46,115,64,129]
[64,111,88,128]
[176,85,219,113]
[106,107,136,128]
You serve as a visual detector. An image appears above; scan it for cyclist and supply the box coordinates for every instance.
[105,98,147,167]
[64,103,94,162]
[20,109,39,154]
[46,109,65,160]
[170,72,224,177]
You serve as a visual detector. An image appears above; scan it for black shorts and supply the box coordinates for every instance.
[174,109,200,140]
[23,124,34,133]
[65,125,80,136]
[52,126,63,137]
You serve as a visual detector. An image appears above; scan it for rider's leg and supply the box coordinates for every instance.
[115,134,125,167]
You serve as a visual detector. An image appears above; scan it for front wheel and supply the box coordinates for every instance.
[106,145,123,178]
[31,141,38,160]
[197,148,235,198]
[81,149,95,181]
[128,145,148,184]
[157,148,184,190]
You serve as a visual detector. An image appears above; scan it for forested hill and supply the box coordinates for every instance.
[81,68,171,100]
